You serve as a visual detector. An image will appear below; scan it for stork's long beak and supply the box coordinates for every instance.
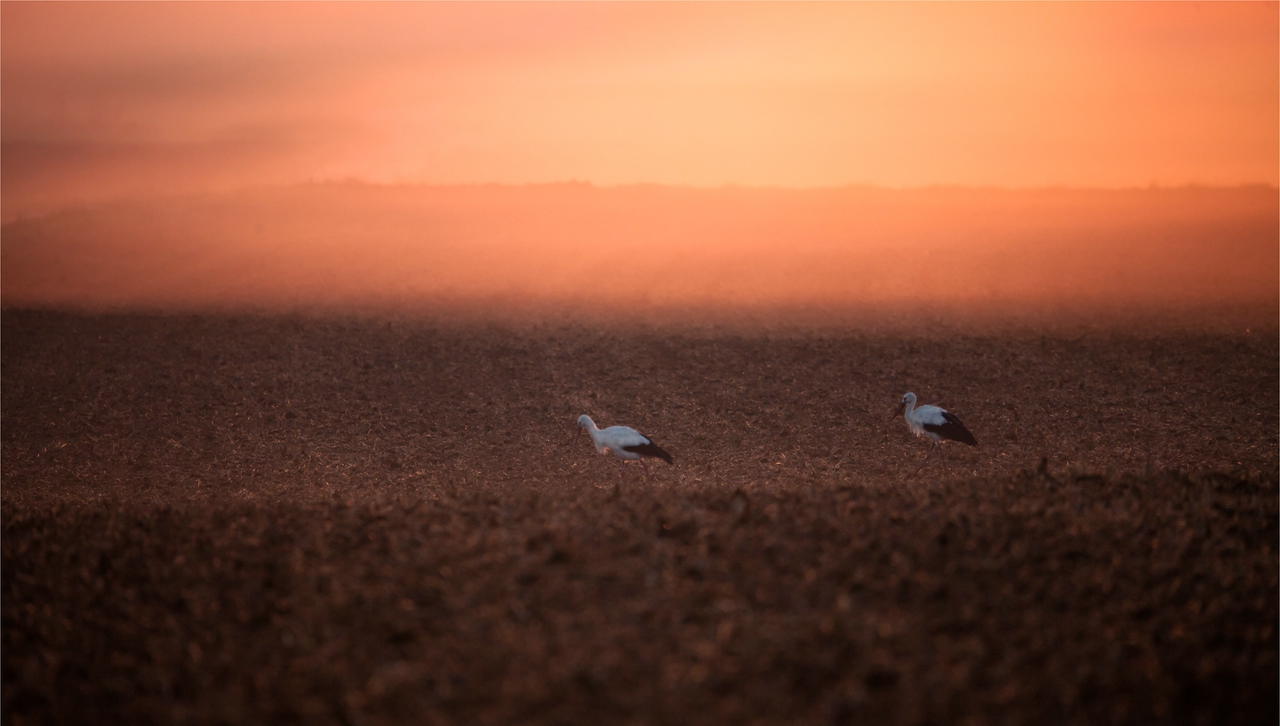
[891,401,906,420]
[574,426,583,445]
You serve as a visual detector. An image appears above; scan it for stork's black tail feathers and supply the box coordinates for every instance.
[623,441,674,464]
[926,412,978,447]
[949,423,978,447]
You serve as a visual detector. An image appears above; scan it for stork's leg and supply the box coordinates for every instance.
[911,444,938,478]
[641,459,652,477]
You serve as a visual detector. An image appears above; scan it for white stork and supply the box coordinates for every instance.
[892,392,978,476]
[576,414,673,479]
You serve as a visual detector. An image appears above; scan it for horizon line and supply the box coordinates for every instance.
[6,178,1276,224]
[263,178,1280,194]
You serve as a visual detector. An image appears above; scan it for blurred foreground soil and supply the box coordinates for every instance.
[2,310,1276,725]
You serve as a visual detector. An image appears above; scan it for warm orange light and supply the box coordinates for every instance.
[2,3,1275,325]
[3,1,1276,215]
[3,184,1275,326]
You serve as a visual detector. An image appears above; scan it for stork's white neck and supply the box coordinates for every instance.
[578,414,612,454]
[902,392,918,418]
[578,415,603,442]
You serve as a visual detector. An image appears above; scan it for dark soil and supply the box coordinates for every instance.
[3,310,1276,725]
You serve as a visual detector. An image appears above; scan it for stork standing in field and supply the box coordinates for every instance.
[576,415,673,480]
[892,392,978,477]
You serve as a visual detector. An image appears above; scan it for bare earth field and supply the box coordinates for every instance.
[2,310,1276,725]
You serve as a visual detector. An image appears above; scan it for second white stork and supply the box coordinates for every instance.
[892,392,978,476]
[576,414,673,479]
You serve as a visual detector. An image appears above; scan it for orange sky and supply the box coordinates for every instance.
[3,1,1277,208]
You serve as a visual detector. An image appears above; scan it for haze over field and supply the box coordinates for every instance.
[2,184,1277,327]
[1,2,1276,323]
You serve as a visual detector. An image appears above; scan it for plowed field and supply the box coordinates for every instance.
[3,310,1276,725]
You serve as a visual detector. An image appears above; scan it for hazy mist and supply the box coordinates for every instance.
[3,184,1274,328]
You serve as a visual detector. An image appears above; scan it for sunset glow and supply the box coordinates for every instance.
[1,2,1276,321]
[4,2,1276,204]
